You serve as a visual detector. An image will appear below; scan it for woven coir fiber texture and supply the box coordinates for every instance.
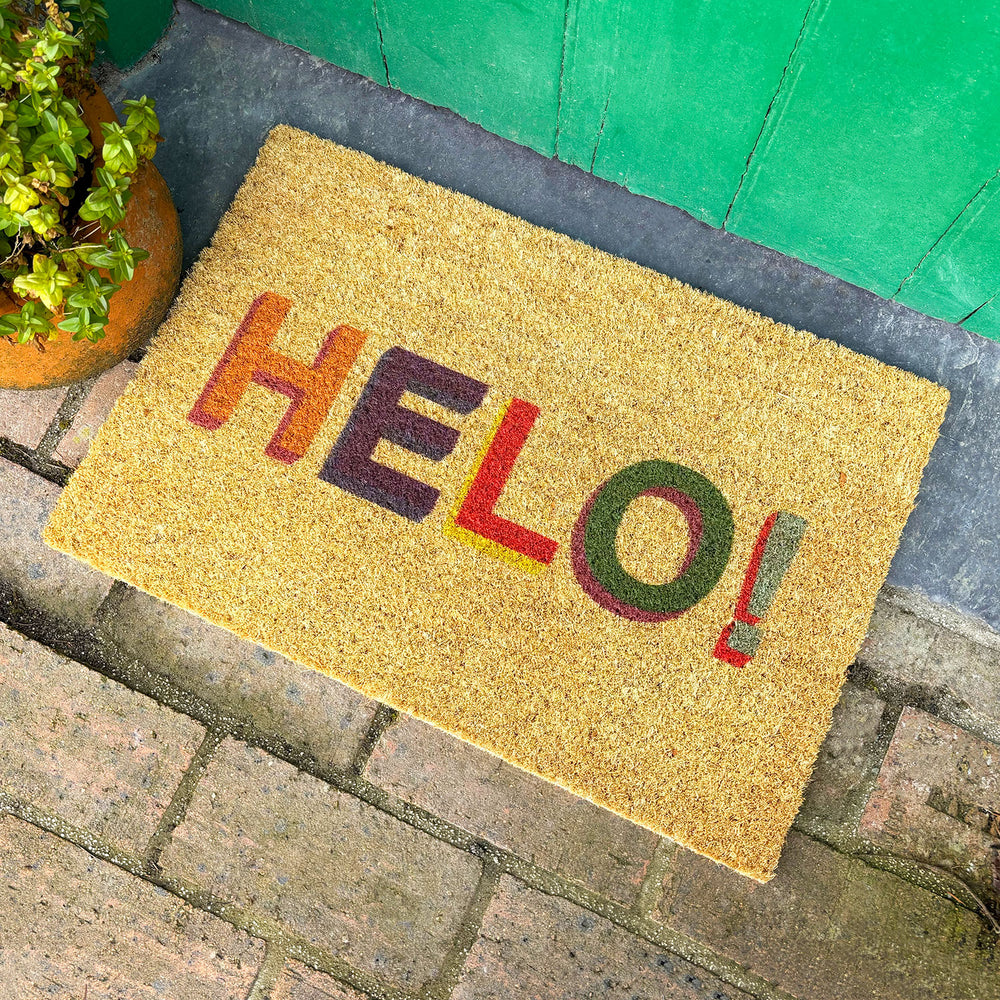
[45,126,949,881]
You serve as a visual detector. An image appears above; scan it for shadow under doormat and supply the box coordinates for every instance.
[45,125,948,881]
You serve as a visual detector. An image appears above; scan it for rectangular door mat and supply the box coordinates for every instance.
[45,125,948,881]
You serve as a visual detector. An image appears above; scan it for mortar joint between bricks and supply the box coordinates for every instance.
[141,727,224,877]
[34,376,96,461]
[347,702,399,777]
[633,837,677,920]
[467,838,501,861]
[280,936,416,1000]
[0,436,70,485]
[786,826,1000,942]
[2,723,790,1000]
[418,853,502,1000]
[245,940,293,1000]
[848,657,1000,745]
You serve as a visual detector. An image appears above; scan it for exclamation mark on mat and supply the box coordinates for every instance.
[713,511,808,668]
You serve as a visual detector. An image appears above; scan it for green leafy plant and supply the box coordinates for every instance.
[0,0,161,346]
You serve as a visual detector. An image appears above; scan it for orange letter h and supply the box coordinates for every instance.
[188,292,366,464]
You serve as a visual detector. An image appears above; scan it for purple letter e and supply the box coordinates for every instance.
[319,347,487,522]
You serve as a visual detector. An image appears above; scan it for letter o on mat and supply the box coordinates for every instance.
[572,460,734,620]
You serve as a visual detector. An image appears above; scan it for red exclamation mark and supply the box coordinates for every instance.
[714,510,807,668]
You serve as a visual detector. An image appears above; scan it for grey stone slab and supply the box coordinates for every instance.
[98,0,1000,631]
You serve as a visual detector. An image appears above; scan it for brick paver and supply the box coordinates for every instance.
[860,706,1000,901]
[0,621,204,853]
[99,587,378,770]
[454,874,752,1000]
[159,737,481,990]
[658,832,995,1000]
[0,383,68,448]
[366,713,657,904]
[53,360,138,467]
[860,599,1000,736]
[798,681,888,833]
[272,961,370,999]
[0,814,264,998]
[0,456,114,626]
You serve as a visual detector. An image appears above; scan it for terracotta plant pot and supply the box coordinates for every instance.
[0,86,182,390]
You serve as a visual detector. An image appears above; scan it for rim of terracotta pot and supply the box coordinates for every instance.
[0,85,183,391]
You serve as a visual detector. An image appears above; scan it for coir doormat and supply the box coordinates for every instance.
[44,126,948,881]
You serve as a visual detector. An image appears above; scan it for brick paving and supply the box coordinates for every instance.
[52,360,138,467]
[0,456,114,626]
[160,737,482,990]
[0,814,264,997]
[366,712,658,905]
[454,875,754,1000]
[0,384,68,448]
[861,706,1000,905]
[98,587,379,772]
[1,354,999,998]
[659,832,994,1000]
[0,621,203,854]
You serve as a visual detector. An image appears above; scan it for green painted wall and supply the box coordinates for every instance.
[119,0,1000,341]
[378,0,567,156]
[725,2,1000,309]
[104,0,173,68]
[194,0,385,81]
[558,0,809,226]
